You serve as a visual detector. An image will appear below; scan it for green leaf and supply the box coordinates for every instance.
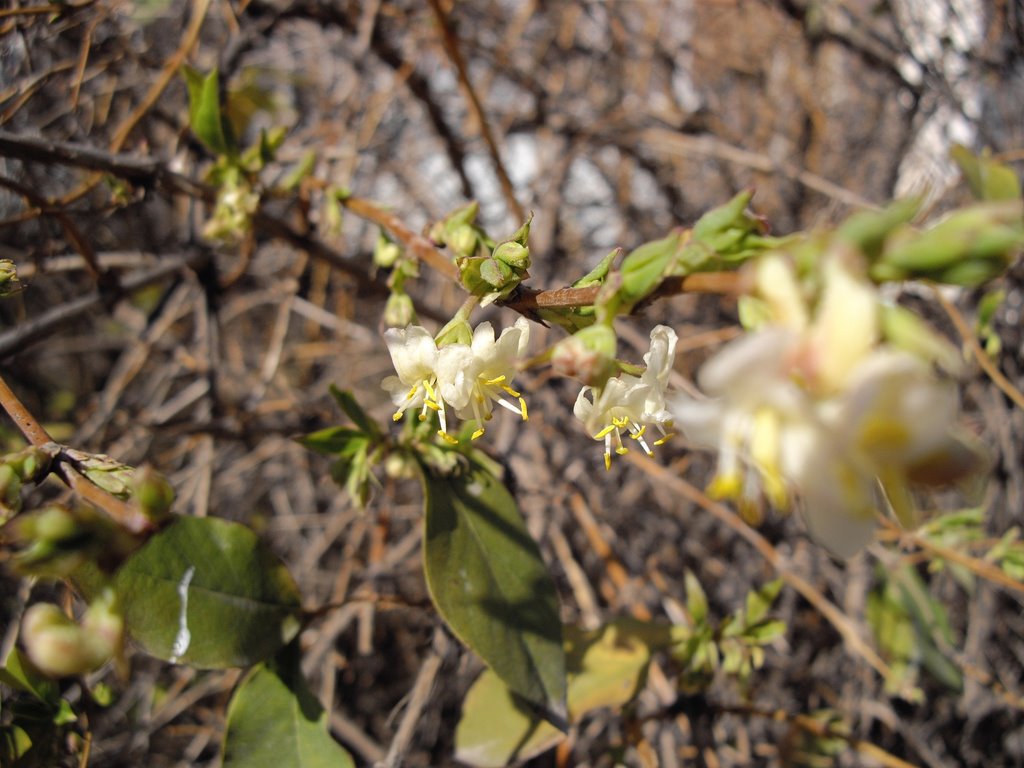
[297,427,367,456]
[744,578,782,627]
[951,144,1022,201]
[0,648,60,706]
[419,451,566,723]
[222,643,354,768]
[328,386,381,438]
[618,233,681,306]
[110,516,302,668]
[455,619,675,768]
[684,570,708,626]
[182,66,236,157]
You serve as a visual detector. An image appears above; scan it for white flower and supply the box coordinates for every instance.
[438,318,531,440]
[575,325,678,470]
[381,325,453,437]
[673,323,984,557]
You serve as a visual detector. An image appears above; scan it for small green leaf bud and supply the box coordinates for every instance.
[373,232,402,269]
[447,223,480,259]
[551,324,618,387]
[22,596,123,678]
[384,291,417,327]
[0,259,23,297]
[492,240,530,270]
[132,466,175,521]
[479,257,513,287]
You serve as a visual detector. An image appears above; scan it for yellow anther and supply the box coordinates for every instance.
[438,430,460,445]
[653,432,675,446]
[615,446,629,455]
[612,416,629,428]
[501,384,521,398]
[519,397,528,421]
[424,401,440,412]
[604,453,612,471]
[485,375,507,385]
[629,425,647,440]
[405,386,418,401]
[471,427,486,440]
[595,424,617,440]
[392,411,403,422]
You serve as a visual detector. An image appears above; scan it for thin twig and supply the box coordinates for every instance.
[0,252,207,359]
[427,0,525,222]
[933,287,1024,411]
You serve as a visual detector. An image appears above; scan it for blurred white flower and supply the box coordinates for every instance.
[575,325,677,470]
[675,254,984,558]
[438,318,531,439]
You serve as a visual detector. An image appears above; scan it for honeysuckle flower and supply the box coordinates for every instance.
[673,253,986,558]
[381,325,452,435]
[574,325,678,470]
[438,318,531,440]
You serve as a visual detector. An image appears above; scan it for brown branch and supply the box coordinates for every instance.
[427,0,525,222]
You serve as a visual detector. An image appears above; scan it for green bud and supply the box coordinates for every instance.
[434,317,473,347]
[132,466,175,521]
[839,197,922,259]
[373,232,402,269]
[551,324,618,387]
[479,257,513,287]
[22,596,123,678]
[619,233,682,307]
[0,463,21,518]
[492,240,530,270]
[874,201,1023,286]
[64,449,135,499]
[0,259,22,297]
[6,446,51,482]
[447,223,480,259]
[384,291,417,327]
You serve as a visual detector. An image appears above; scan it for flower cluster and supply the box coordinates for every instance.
[382,318,530,443]
[672,251,984,558]
[573,325,677,470]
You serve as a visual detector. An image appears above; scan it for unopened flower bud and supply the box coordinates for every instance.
[551,325,618,387]
[384,291,417,328]
[493,240,530,270]
[0,259,22,297]
[373,232,402,269]
[448,224,479,259]
[132,466,175,521]
[22,597,123,678]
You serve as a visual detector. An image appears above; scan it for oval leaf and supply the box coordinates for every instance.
[420,452,566,723]
[455,619,675,767]
[114,516,301,668]
[222,643,354,768]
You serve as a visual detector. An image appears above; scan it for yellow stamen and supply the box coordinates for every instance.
[438,430,459,445]
[485,375,507,385]
[653,432,675,446]
[604,452,612,471]
[501,383,521,398]
[629,425,647,440]
[392,411,403,422]
[595,424,617,440]
[519,397,528,421]
[471,427,486,440]
[615,446,629,455]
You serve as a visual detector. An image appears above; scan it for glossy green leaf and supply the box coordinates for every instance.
[455,620,678,768]
[419,452,566,723]
[222,643,354,768]
[183,66,235,157]
[112,516,301,668]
